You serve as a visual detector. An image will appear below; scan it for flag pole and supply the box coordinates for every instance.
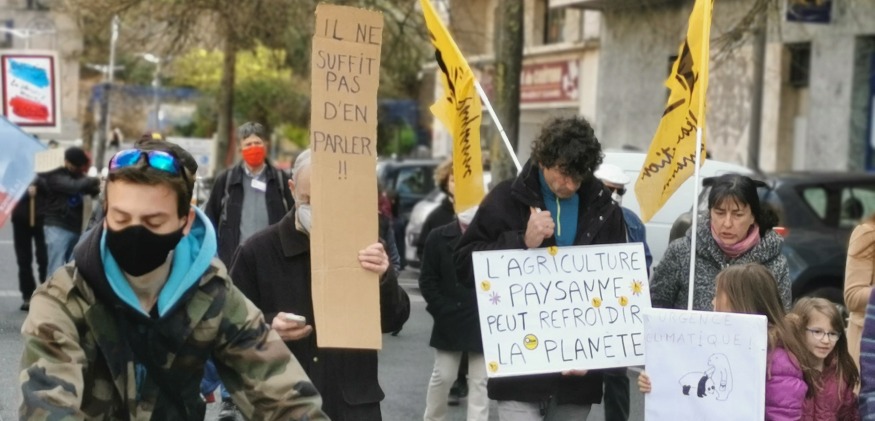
[474,81,522,173]
[686,0,712,311]
[686,128,703,311]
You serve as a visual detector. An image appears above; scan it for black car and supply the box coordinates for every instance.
[670,172,875,308]
[377,158,440,267]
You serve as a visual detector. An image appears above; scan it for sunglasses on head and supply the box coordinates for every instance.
[109,149,184,179]
[608,186,627,196]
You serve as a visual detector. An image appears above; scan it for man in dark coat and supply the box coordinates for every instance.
[40,147,100,276]
[12,184,47,311]
[454,116,628,420]
[421,206,488,420]
[229,149,410,421]
[204,122,293,265]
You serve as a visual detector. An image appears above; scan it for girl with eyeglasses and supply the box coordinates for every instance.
[786,298,860,420]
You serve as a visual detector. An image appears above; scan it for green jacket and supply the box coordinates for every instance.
[20,209,327,420]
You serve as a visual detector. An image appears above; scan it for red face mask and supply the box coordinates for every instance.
[241,145,266,167]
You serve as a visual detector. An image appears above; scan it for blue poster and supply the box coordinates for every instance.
[786,0,832,24]
[0,116,45,227]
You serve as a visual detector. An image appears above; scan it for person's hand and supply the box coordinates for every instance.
[271,312,313,341]
[27,185,37,196]
[638,371,652,394]
[561,369,588,376]
[359,242,389,276]
[524,207,554,248]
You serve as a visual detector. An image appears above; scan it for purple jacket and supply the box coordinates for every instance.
[802,358,860,421]
[766,346,808,421]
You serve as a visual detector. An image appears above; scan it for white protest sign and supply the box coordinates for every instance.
[472,243,651,378]
[166,137,214,177]
[644,308,767,421]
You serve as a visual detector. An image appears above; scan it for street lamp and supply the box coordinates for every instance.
[140,53,162,131]
[93,15,119,170]
[0,26,56,49]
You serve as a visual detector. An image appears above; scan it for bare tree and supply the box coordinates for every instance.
[60,0,290,171]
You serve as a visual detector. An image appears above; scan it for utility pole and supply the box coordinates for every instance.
[95,15,119,170]
[747,12,766,173]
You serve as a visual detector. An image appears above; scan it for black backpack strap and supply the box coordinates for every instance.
[273,166,289,212]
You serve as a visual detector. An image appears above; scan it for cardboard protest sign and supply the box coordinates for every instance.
[0,51,61,133]
[309,4,383,349]
[644,308,767,421]
[472,243,651,377]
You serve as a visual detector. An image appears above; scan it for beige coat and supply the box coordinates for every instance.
[844,222,875,372]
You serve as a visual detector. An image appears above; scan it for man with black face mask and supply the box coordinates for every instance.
[20,142,327,420]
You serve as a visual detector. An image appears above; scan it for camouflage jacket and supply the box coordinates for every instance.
[20,221,328,421]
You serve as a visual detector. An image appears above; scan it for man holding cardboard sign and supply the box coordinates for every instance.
[455,116,628,420]
[229,150,410,420]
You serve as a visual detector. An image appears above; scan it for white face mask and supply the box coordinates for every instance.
[296,204,312,234]
[611,192,623,206]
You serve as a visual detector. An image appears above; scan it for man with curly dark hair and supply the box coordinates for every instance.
[454,116,627,420]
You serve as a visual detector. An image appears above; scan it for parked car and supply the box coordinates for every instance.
[377,158,441,268]
[671,172,875,308]
[404,172,492,268]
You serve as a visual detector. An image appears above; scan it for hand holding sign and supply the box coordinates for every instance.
[525,207,554,248]
[358,242,389,276]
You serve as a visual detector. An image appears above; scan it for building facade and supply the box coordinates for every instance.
[0,0,82,142]
[556,0,875,172]
[427,0,602,163]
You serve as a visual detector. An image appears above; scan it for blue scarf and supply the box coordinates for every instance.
[538,170,579,247]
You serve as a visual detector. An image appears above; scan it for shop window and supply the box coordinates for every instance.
[788,43,811,88]
[544,6,565,44]
[0,20,12,49]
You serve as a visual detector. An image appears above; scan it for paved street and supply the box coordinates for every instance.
[0,222,644,420]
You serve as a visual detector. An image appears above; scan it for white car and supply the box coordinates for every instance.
[404,172,491,268]
[600,151,755,266]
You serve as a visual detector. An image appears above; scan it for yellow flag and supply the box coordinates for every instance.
[634,0,713,223]
[421,0,485,214]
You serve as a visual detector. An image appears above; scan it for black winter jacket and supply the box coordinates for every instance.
[39,168,100,232]
[454,159,627,405]
[416,197,455,261]
[419,221,482,352]
[229,210,410,420]
[204,162,293,264]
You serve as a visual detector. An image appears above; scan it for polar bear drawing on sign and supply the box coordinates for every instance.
[678,372,716,398]
[704,353,733,401]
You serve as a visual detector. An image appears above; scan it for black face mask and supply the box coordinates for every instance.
[106,223,185,276]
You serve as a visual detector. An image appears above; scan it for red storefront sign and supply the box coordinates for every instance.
[520,59,579,105]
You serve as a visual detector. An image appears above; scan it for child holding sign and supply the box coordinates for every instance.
[639,264,813,421]
[786,298,860,420]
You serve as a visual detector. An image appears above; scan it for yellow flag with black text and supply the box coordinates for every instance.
[634,0,713,223]
[421,0,485,214]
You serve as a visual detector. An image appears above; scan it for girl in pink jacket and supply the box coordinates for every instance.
[639,263,814,420]
[788,298,860,420]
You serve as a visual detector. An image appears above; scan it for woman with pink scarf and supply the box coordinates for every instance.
[650,174,792,311]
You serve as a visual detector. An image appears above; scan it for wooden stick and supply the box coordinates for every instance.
[29,194,35,227]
